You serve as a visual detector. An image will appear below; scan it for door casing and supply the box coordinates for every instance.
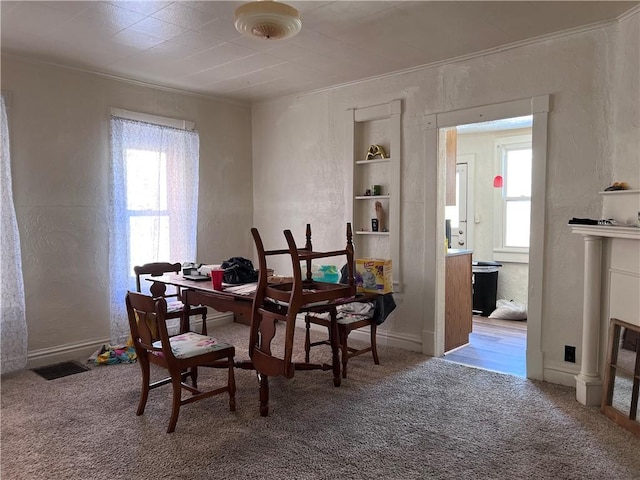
[422,95,550,381]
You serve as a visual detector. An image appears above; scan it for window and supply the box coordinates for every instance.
[494,135,532,263]
[125,148,172,274]
[109,110,199,342]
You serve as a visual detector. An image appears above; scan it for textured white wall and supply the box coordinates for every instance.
[610,12,640,186]
[252,15,639,374]
[2,56,253,360]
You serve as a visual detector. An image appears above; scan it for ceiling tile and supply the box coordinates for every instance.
[294,51,336,69]
[184,41,257,68]
[188,1,242,19]
[76,1,148,33]
[170,30,227,50]
[111,28,166,51]
[108,1,172,16]
[124,17,189,42]
[267,61,322,81]
[263,43,310,61]
[151,2,220,30]
[198,17,245,42]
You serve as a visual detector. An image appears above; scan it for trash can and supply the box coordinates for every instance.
[472,261,502,316]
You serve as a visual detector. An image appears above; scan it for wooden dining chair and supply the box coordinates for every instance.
[134,262,208,333]
[304,303,379,379]
[249,223,357,415]
[125,291,236,433]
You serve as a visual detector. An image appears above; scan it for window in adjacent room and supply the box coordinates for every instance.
[493,134,532,263]
[108,109,199,341]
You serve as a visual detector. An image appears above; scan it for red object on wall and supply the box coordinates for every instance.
[493,175,503,188]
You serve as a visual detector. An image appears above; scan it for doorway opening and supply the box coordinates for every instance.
[425,95,549,380]
[444,117,532,377]
[425,96,550,380]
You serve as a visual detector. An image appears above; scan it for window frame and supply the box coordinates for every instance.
[114,114,197,277]
[493,134,532,264]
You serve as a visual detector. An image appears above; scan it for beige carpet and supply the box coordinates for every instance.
[2,322,639,480]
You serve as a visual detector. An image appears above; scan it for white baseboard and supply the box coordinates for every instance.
[26,312,235,369]
[543,360,581,388]
[197,311,235,331]
[27,337,111,369]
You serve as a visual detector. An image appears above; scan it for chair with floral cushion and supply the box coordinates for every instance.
[125,291,236,433]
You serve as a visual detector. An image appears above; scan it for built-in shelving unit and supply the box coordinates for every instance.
[346,99,402,290]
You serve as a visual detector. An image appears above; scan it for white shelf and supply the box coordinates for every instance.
[356,158,391,165]
[355,195,390,200]
[355,231,390,235]
[599,189,640,195]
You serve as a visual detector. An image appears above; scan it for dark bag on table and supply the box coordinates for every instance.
[221,257,258,284]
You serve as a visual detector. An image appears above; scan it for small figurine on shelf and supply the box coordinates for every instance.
[365,189,371,196]
[366,144,387,160]
[604,181,630,191]
[375,201,385,232]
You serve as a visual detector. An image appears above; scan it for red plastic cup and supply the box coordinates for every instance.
[211,268,224,291]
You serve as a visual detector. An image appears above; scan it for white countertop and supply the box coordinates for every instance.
[447,249,473,257]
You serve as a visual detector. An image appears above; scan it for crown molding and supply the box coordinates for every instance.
[260,7,638,105]
[0,52,251,108]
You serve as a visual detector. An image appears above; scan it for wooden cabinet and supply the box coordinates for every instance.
[346,100,402,290]
[443,128,457,207]
[445,250,473,352]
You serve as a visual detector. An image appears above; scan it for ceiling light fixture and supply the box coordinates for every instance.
[234,0,302,40]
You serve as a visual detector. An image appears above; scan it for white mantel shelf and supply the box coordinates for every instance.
[570,224,640,239]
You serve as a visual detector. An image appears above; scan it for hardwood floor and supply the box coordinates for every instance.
[443,315,527,377]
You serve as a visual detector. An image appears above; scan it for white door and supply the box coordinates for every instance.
[446,161,472,249]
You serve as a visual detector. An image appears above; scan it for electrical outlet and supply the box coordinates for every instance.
[564,345,576,363]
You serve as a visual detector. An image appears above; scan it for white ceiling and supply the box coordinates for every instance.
[1,1,637,103]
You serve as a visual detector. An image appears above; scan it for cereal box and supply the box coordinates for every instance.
[355,258,393,294]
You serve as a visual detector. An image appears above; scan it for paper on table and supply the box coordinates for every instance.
[199,264,221,276]
[223,283,258,295]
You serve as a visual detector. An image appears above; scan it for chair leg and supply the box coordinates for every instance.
[259,372,269,417]
[304,316,311,363]
[191,366,198,389]
[329,315,341,387]
[167,373,183,433]
[136,355,151,416]
[201,311,208,335]
[371,323,380,365]
[340,326,349,379]
[228,356,236,412]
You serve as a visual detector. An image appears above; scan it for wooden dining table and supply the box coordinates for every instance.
[146,274,376,393]
[148,274,255,331]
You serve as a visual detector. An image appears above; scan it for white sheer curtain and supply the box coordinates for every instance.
[1,94,28,374]
[109,115,199,342]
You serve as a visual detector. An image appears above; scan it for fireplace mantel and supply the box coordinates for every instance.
[571,224,640,240]
[571,224,640,405]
